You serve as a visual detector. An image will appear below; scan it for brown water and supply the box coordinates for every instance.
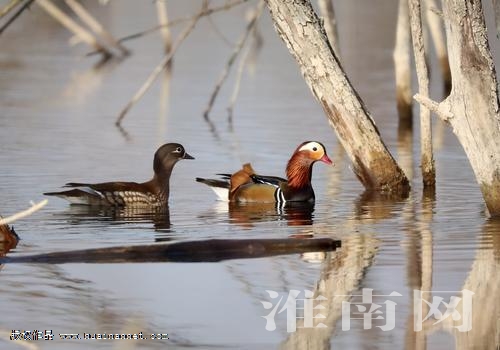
[0,1,499,349]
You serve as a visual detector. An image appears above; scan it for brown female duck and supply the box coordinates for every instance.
[45,143,194,207]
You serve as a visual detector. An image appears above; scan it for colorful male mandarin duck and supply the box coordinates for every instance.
[45,143,194,207]
[196,141,332,203]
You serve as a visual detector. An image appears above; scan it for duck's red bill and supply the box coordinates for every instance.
[320,154,333,165]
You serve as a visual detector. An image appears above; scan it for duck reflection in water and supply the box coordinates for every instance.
[226,201,315,228]
[57,205,171,233]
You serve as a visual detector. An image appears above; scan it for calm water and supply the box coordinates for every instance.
[0,1,499,349]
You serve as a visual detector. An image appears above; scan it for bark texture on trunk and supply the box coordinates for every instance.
[415,0,500,215]
[409,0,435,188]
[265,0,410,193]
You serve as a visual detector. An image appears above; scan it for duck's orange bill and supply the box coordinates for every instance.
[320,154,333,165]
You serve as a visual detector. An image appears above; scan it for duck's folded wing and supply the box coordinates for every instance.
[64,181,144,192]
[250,174,287,186]
[43,187,105,205]
[45,181,149,205]
[234,183,282,203]
[195,178,230,201]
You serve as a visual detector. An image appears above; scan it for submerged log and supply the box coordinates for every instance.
[264,0,410,194]
[1,238,341,264]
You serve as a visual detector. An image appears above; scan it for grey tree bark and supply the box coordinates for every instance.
[265,0,410,194]
[415,0,500,215]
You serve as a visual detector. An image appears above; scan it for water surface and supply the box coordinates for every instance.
[0,1,499,349]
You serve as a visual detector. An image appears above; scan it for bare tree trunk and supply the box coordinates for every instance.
[415,0,500,215]
[409,0,435,188]
[265,0,410,194]
[317,0,340,58]
[394,0,413,121]
[424,0,451,94]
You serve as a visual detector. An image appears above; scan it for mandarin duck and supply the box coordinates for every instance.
[44,143,194,207]
[196,141,332,203]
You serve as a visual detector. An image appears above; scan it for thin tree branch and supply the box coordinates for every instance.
[156,0,173,54]
[414,93,454,122]
[0,0,35,36]
[0,0,22,19]
[116,0,248,45]
[409,0,435,188]
[394,0,413,120]
[116,3,207,126]
[0,200,48,226]
[227,17,263,123]
[37,0,113,58]
[203,0,265,120]
[227,41,252,125]
[64,0,129,56]
[206,14,234,47]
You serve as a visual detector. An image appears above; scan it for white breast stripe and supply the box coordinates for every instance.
[274,188,286,204]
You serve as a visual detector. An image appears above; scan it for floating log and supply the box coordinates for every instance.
[1,238,341,264]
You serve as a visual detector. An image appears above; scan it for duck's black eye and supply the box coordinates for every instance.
[312,147,318,152]
[174,147,182,153]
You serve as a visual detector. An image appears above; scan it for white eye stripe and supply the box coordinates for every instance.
[299,142,322,153]
[173,147,183,153]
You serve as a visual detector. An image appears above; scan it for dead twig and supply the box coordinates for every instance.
[113,0,248,46]
[115,2,208,126]
[227,17,263,124]
[0,199,48,226]
[227,42,251,126]
[0,0,35,36]
[206,15,234,47]
[37,0,113,58]
[203,0,264,120]
[64,0,129,57]
[0,0,22,19]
